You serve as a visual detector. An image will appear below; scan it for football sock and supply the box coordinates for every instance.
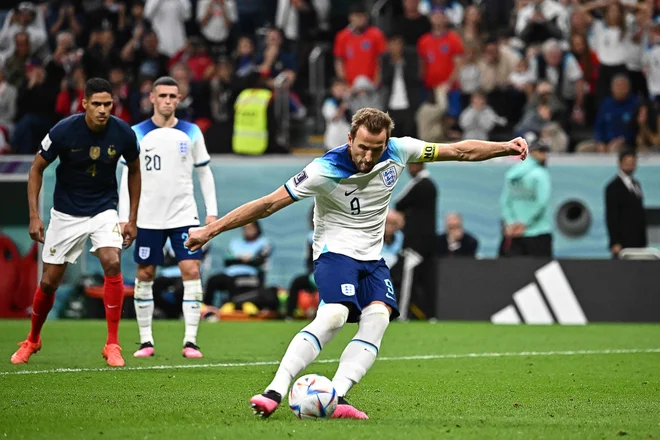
[104,274,124,345]
[332,303,390,397]
[133,279,154,345]
[182,279,203,345]
[27,286,55,343]
[266,303,349,397]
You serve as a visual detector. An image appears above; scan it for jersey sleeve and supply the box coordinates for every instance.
[122,128,140,163]
[388,137,438,164]
[191,124,211,167]
[283,160,336,201]
[39,129,63,163]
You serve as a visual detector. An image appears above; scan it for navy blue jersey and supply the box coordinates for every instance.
[39,114,140,217]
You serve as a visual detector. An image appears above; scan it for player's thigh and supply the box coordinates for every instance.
[359,260,399,319]
[89,210,123,256]
[133,228,166,266]
[168,226,203,264]
[42,209,90,265]
[313,252,361,322]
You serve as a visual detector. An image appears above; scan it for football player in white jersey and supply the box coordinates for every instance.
[185,108,527,418]
[118,76,217,359]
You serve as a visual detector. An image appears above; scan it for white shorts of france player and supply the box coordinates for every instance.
[42,208,123,264]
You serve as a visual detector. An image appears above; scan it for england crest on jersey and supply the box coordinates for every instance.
[178,140,189,157]
[138,247,150,260]
[381,165,397,187]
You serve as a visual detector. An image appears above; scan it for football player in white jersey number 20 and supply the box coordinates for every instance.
[118,76,217,359]
[185,108,528,419]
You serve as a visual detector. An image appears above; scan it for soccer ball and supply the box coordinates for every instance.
[288,374,338,419]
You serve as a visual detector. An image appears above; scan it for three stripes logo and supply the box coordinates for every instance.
[491,261,588,325]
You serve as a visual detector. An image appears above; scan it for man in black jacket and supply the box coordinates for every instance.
[437,212,479,257]
[605,150,647,258]
[394,162,437,319]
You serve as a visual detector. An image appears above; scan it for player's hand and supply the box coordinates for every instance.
[185,226,212,252]
[506,137,528,161]
[29,217,45,243]
[205,215,217,225]
[122,221,137,248]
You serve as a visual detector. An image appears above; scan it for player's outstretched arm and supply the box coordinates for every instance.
[185,186,294,252]
[432,137,528,162]
[27,154,50,243]
[123,158,141,248]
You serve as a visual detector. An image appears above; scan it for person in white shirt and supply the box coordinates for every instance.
[184,107,528,420]
[322,78,351,150]
[197,0,238,58]
[118,76,217,359]
[144,0,191,57]
[643,35,660,101]
[515,0,570,40]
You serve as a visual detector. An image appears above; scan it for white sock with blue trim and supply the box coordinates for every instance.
[332,303,390,397]
[265,303,349,397]
[134,279,154,345]
[182,279,203,345]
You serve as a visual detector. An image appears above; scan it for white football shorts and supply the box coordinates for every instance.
[42,208,122,264]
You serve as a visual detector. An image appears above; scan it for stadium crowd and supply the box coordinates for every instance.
[1,0,660,154]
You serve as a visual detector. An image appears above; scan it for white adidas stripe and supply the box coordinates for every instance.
[1,348,658,376]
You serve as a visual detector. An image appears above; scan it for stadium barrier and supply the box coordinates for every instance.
[435,258,660,323]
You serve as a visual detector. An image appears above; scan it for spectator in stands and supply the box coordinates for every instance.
[631,102,660,151]
[3,32,32,89]
[420,0,464,28]
[129,75,154,124]
[570,33,599,123]
[394,162,438,320]
[0,2,48,63]
[583,1,629,105]
[333,3,386,87]
[45,1,83,45]
[51,31,82,75]
[515,81,566,144]
[234,35,257,80]
[382,33,422,138]
[144,0,191,57]
[170,63,207,122]
[458,43,481,105]
[206,56,237,153]
[436,212,478,258]
[482,0,514,35]
[348,75,383,115]
[122,29,170,81]
[257,28,297,89]
[81,25,122,80]
[276,0,318,49]
[643,31,660,104]
[394,0,431,47]
[383,210,405,270]
[236,0,264,35]
[459,5,485,48]
[0,67,17,140]
[627,5,652,99]
[203,221,272,307]
[588,74,638,153]
[417,6,463,91]
[605,150,647,258]
[500,140,553,258]
[508,57,535,97]
[516,0,567,47]
[322,78,351,150]
[459,90,506,140]
[11,59,63,154]
[530,39,586,126]
[197,0,238,58]
[478,36,521,127]
[54,64,85,117]
[116,0,151,49]
[109,66,131,123]
[169,36,214,82]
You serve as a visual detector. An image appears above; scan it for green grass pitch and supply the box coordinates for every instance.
[1,320,659,439]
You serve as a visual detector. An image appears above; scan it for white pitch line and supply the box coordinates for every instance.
[1,348,658,377]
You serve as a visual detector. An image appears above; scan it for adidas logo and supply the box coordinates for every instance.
[491,261,587,325]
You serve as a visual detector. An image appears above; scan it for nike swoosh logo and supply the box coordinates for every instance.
[138,305,150,309]
[71,148,83,152]
[107,305,120,309]
[145,148,156,152]
[345,188,358,196]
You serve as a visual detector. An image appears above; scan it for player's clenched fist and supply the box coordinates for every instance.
[185,226,211,252]
[505,137,528,161]
[121,221,137,248]
[29,217,45,243]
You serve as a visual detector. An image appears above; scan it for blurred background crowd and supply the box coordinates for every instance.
[2,0,660,155]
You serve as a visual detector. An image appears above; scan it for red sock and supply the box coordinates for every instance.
[28,286,56,343]
[104,274,124,345]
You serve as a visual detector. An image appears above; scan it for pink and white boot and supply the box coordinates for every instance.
[182,342,203,358]
[331,397,369,419]
[250,391,281,418]
[133,342,155,357]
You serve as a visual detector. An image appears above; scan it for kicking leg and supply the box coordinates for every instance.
[98,247,125,367]
[11,263,66,364]
[133,264,156,357]
[179,259,203,358]
[332,301,391,419]
[250,303,349,418]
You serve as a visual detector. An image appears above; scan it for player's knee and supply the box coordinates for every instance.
[181,265,200,281]
[315,303,349,332]
[39,279,59,295]
[137,265,156,282]
[102,255,121,277]
[355,303,390,349]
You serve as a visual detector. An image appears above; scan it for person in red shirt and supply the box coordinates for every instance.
[333,4,386,86]
[417,6,464,90]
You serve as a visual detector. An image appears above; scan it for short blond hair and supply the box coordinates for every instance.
[350,108,394,140]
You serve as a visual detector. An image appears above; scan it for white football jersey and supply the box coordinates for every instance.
[127,119,211,229]
[285,137,436,261]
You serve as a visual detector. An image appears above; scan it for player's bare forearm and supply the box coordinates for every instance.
[28,154,49,220]
[430,138,528,162]
[126,158,141,224]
